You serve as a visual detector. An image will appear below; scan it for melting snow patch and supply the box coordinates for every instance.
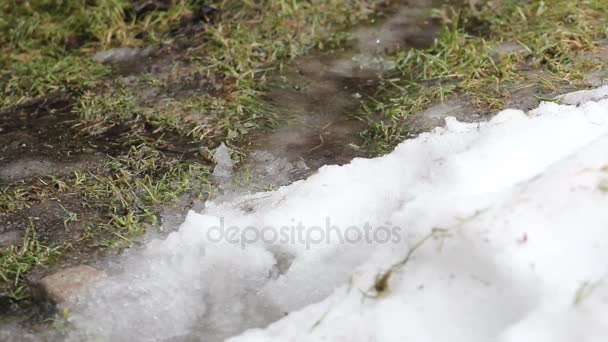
[558,84,608,105]
[68,89,608,342]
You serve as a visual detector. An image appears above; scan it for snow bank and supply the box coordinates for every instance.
[68,90,608,342]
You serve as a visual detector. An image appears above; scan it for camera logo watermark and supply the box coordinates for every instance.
[205,217,402,250]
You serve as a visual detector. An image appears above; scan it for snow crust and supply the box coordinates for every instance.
[68,90,608,342]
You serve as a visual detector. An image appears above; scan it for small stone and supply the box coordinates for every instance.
[92,46,154,64]
[37,265,106,304]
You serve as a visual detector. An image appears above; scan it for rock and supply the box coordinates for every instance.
[36,265,106,304]
[0,230,20,247]
[92,46,154,64]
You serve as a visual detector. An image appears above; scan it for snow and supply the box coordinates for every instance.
[558,84,608,105]
[67,88,608,341]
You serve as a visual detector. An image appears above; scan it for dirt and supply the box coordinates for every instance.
[0,94,114,169]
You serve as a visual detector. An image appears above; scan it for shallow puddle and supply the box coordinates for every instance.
[241,0,442,189]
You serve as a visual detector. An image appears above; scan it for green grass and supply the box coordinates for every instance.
[356,0,608,153]
[80,145,211,245]
[0,227,64,301]
[193,0,383,78]
[72,84,279,150]
[0,0,193,106]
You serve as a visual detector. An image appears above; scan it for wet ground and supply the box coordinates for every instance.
[0,95,108,250]
[0,49,215,321]
[0,95,107,181]
[0,92,201,243]
[240,0,443,189]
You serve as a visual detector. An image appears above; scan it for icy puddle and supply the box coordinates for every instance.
[56,85,608,342]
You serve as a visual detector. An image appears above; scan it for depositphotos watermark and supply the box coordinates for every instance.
[205,217,402,250]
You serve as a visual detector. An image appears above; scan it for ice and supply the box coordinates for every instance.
[246,150,309,188]
[66,90,608,342]
[212,143,235,190]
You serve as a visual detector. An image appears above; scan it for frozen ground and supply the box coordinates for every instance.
[52,85,608,341]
